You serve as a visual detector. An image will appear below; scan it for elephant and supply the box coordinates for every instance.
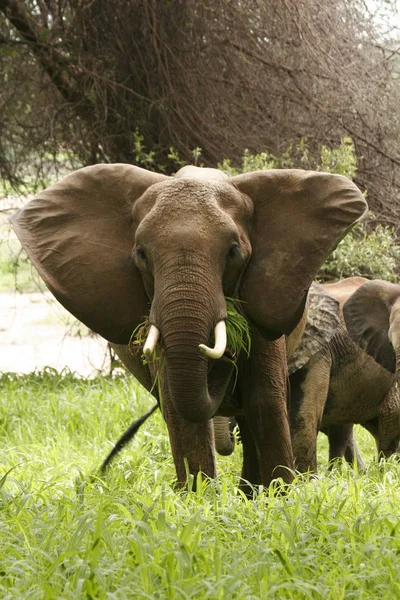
[289,277,400,473]
[288,276,367,470]
[10,163,367,492]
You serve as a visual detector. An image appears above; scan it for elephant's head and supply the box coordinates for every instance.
[343,279,400,377]
[11,164,367,422]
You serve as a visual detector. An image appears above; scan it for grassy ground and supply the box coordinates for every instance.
[0,371,399,599]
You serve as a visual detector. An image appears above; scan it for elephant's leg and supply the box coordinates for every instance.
[213,416,235,456]
[236,416,261,497]
[242,333,294,486]
[289,352,331,473]
[376,386,400,459]
[323,424,365,470]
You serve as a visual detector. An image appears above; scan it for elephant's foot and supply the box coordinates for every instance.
[377,439,400,461]
[292,444,317,474]
[292,425,318,473]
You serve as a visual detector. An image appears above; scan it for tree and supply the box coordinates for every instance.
[0,0,399,224]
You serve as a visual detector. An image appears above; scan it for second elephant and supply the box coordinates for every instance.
[289,278,400,472]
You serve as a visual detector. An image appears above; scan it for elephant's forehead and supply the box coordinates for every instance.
[157,178,234,210]
[136,178,243,224]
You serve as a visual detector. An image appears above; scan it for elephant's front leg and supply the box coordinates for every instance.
[162,386,216,489]
[242,332,294,486]
[289,352,331,473]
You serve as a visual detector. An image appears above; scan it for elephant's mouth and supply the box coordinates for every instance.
[144,320,228,360]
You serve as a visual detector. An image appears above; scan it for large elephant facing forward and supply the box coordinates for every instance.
[290,278,400,472]
[11,164,366,490]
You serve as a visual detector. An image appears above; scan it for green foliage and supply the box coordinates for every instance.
[218,138,311,175]
[218,137,356,177]
[133,131,203,173]
[320,137,357,180]
[320,218,400,282]
[0,371,400,598]
[133,129,156,169]
[225,298,251,358]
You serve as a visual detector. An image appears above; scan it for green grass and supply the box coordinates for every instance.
[0,370,400,599]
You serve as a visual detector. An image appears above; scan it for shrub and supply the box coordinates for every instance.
[320,219,400,282]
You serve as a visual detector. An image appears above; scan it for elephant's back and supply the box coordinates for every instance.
[322,277,368,316]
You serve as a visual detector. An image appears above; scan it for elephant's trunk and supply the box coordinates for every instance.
[152,264,230,422]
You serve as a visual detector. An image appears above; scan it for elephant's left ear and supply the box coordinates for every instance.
[231,169,368,338]
[343,280,400,373]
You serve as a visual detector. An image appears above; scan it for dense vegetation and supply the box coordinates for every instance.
[1,371,399,599]
[1,0,399,224]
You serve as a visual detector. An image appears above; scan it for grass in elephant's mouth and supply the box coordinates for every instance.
[128,297,251,361]
[225,298,251,358]
[1,370,399,599]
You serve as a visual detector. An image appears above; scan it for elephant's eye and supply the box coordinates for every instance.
[136,246,147,261]
[228,244,241,259]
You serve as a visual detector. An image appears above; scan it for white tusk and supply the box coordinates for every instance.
[143,325,160,356]
[199,320,227,359]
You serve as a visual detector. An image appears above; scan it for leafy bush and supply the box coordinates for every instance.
[320,137,357,180]
[218,138,311,174]
[320,219,400,282]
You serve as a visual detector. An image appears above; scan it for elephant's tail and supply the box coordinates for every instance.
[100,403,159,473]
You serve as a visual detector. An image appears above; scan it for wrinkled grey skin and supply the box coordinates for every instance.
[11,164,367,493]
[289,278,400,472]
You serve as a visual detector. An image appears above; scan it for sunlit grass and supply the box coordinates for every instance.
[1,370,399,598]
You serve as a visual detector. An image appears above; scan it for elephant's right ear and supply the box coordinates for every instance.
[343,280,400,373]
[10,164,168,343]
